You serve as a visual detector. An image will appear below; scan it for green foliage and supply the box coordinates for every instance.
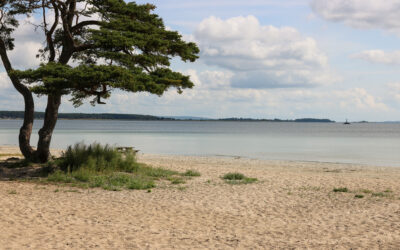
[333,187,349,193]
[360,189,373,194]
[168,177,186,185]
[354,194,364,199]
[0,0,34,50]
[372,192,386,197]
[57,142,137,173]
[182,170,201,177]
[222,172,258,185]
[45,143,181,191]
[8,190,17,195]
[6,0,199,106]
[223,173,246,180]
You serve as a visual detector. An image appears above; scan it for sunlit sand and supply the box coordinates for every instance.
[1,147,400,248]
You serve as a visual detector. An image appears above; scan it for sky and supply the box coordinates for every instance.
[1,0,400,121]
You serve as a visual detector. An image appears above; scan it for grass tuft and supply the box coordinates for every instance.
[168,177,186,185]
[372,192,386,197]
[223,172,245,180]
[354,194,364,199]
[43,143,183,191]
[222,172,257,185]
[182,170,201,177]
[333,187,349,193]
[360,189,373,194]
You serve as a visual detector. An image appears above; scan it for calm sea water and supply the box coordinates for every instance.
[1,119,400,167]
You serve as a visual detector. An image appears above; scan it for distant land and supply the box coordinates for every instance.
[0,111,336,122]
[0,111,173,121]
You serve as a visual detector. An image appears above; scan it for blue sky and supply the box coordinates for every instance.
[1,0,400,121]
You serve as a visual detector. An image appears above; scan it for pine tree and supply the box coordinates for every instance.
[0,0,199,162]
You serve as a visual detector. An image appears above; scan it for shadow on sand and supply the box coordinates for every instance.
[0,158,53,180]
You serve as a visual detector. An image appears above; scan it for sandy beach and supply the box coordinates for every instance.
[1,147,400,249]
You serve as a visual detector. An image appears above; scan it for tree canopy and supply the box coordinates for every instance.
[0,0,199,162]
[10,0,199,105]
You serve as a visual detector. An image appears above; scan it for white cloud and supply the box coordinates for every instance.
[0,72,12,90]
[387,82,400,92]
[80,69,386,119]
[386,83,400,103]
[0,17,43,70]
[193,16,336,88]
[310,0,400,34]
[351,50,400,65]
[335,88,388,110]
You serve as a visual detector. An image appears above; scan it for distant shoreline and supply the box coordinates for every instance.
[0,111,335,123]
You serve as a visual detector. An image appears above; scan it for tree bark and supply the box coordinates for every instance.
[0,38,36,159]
[34,44,73,162]
[35,94,62,163]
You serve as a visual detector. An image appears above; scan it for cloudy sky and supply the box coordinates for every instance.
[1,0,400,121]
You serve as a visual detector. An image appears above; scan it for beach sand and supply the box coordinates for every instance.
[1,147,400,249]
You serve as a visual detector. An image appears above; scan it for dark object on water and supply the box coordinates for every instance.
[344,119,351,125]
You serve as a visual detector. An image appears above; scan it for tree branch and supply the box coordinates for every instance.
[74,42,95,52]
[46,1,59,61]
[71,20,101,33]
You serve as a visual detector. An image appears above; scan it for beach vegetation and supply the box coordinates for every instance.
[42,143,187,191]
[182,170,201,177]
[333,187,349,193]
[222,172,258,184]
[177,186,187,191]
[354,194,364,199]
[168,177,186,185]
[360,189,373,194]
[372,192,387,197]
[7,190,17,195]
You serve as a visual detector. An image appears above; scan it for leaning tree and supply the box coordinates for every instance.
[0,0,199,162]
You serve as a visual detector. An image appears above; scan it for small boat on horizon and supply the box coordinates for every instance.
[344,119,351,125]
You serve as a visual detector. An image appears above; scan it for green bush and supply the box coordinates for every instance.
[182,170,201,177]
[223,172,245,180]
[333,187,349,193]
[222,172,257,184]
[58,142,138,173]
[46,143,182,191]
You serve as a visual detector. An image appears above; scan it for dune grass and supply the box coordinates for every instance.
[333,187,349,193]
[222,172,257,185]
[43,143,196,191]
[182,170,201,177]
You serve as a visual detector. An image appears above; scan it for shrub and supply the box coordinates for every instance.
[168,177,186,185]
[182,170,201,177]
[57,142,138,173]
[45,143,183,191]
[333,187,349,193]
[222,172,257,184]
[223,172,245,180]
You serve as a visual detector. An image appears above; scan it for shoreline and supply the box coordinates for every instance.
[1,145,399,169]
[1,146,400,248]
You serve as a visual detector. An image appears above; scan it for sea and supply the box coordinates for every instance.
[1,119,399,167]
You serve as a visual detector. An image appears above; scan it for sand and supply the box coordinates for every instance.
[1,147,400,249]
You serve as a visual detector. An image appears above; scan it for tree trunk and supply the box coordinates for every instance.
[0,39,36,159]
[18,92,35,158]
[35,95,62,163]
